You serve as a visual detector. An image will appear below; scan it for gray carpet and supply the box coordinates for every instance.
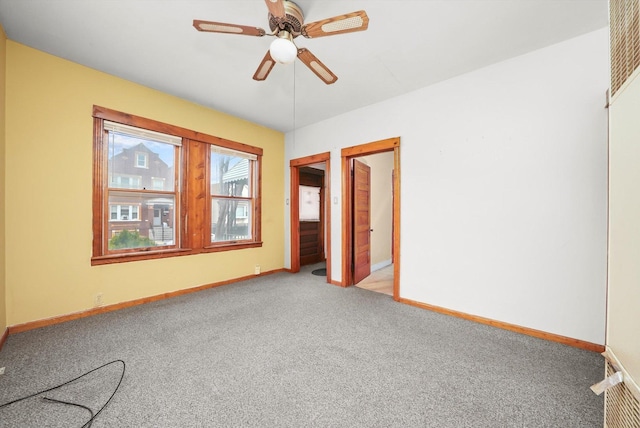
[0,266,604,427]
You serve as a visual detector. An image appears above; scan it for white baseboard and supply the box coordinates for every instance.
[371,259,392,272]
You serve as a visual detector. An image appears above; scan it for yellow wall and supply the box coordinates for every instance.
[4,41,284,326]
[0,25,7,333]
[608,71,640,388]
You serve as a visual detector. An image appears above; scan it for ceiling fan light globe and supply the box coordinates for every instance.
[270,37,297,64]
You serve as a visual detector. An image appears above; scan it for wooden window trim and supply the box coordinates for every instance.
[93,106,263,156]
[92,106,263,266]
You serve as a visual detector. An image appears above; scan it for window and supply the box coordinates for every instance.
[210,148,256,243]
[109,204,140,221]
[299,185,321,221]
[103,121,178,252]
[111,174,142,189]
[135,152,148,168]
[151,177,165,190]
[92,106,263,265]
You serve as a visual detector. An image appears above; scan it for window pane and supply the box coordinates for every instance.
[211,198,251,242]
[108,132,175,191]
[108,191,176,249]
[299,185,321,221]
[211,150,251,197]
[135,152,148,168]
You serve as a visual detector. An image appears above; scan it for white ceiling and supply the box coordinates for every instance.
[0,0,608,133]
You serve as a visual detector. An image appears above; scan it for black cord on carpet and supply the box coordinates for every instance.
[0,359,125,428]
[42,396,95,428]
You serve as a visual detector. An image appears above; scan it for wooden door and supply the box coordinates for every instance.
[353,159,371,284]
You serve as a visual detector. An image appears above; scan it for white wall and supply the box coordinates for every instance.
[285,28,609,344]
[361,152,393,268]
[608,69,640,386]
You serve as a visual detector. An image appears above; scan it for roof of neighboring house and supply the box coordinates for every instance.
[223,159,248,184]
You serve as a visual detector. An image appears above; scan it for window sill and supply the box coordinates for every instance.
[91,242,263,265]
[92,248,192,265]
[203,241,263,253]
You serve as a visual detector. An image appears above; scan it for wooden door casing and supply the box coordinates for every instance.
[341,137,399,300]
[289,152,331,280]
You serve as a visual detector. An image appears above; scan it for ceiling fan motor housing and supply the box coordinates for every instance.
[268,0,304,37]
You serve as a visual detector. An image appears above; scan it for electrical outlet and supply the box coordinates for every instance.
[0,367,5,375]
[254,265,261,275]
[95,293,103,307]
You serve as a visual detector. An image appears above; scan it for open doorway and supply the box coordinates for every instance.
[342,137,400,300]
[289,152,331,282]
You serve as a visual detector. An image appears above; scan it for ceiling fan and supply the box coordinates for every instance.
[193,0,369,85]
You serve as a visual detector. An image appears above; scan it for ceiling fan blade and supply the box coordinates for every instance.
[302,10,369,38]
[253,50,277,81]
[297,48,338,85]
[264,0,286,18]
[193,20,266,37]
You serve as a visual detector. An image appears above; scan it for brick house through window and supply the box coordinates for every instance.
[108,139,176,245]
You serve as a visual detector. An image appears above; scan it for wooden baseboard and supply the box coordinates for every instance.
[7,272,602,354]
[8,268,285,335]
[0,327,8,351]
[398,297,605,353]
